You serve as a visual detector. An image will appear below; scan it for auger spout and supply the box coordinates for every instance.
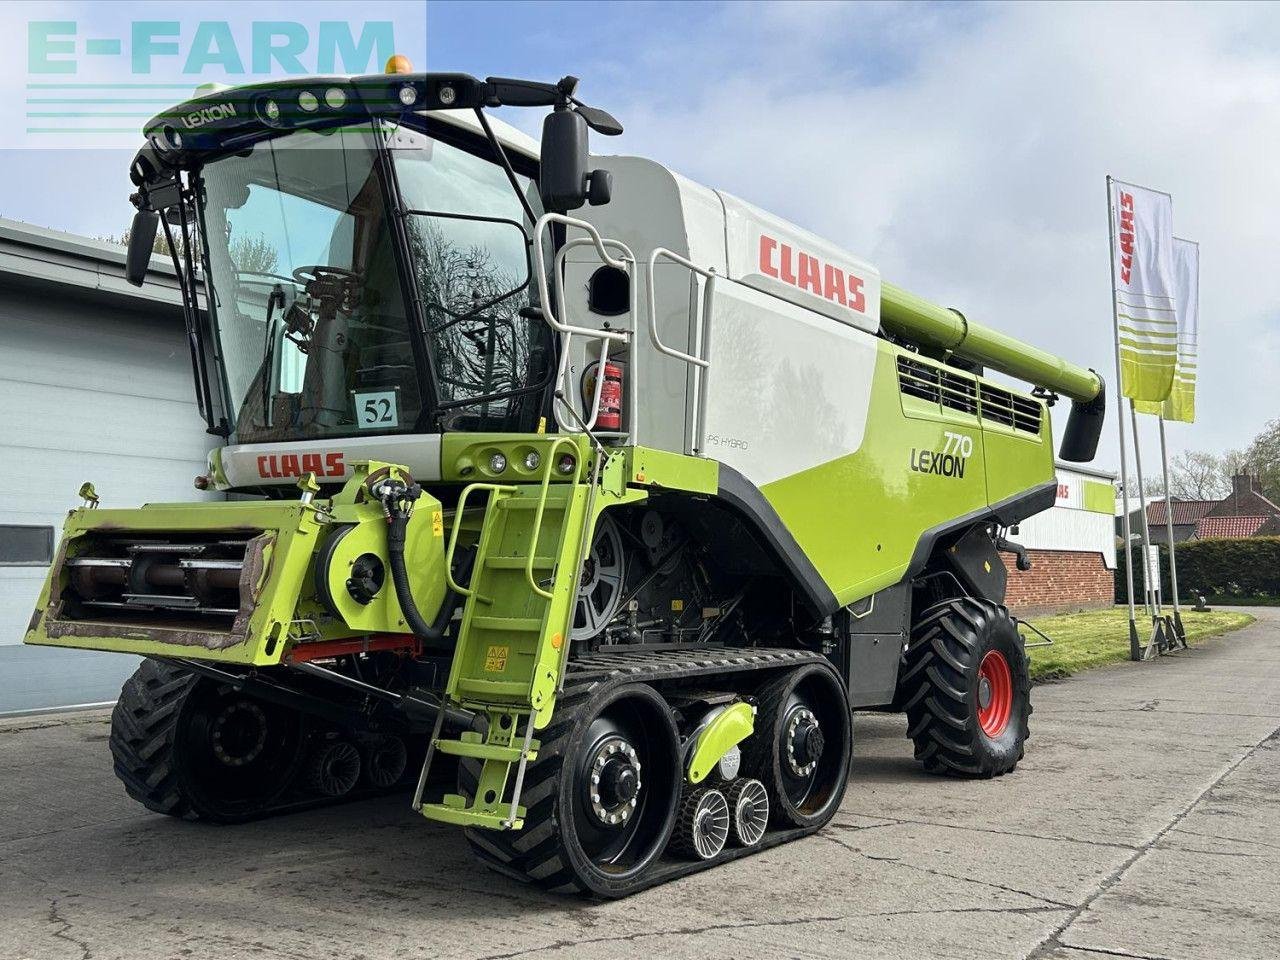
[880,282,1102,403]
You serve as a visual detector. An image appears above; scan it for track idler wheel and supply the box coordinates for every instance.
[307,738,362,798]
[742,662,852,829]
[362,735,408,788]
[674,787,730,861]
[726,778,769,847]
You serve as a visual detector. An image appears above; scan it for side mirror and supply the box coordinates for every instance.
[540,108,589,213]
[125,210,159,287]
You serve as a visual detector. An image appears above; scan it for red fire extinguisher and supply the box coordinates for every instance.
[586,361,624,430]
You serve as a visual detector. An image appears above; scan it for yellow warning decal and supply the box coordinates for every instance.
[432,509,444,537]
[484,645,509,672]
[671,598,684,612]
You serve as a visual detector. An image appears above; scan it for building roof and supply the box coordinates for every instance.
[0,216,188,312]
[1055,461,1117,482]
[1148,499,1217,525]
[1193,516,1271,540]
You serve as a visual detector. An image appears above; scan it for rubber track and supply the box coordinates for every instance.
[899,597,1031,777]
[110,658,418,823]
[460,646,833,896]
[110,658,199,818]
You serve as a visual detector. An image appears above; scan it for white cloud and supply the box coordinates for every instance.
[594,1,1280,469]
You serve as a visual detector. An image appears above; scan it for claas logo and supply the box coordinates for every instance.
[256,452,345,479]
[1118,191,1135,285]
[758,234,866,313]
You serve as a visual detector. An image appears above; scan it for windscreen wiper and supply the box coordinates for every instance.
[260,284,286,428]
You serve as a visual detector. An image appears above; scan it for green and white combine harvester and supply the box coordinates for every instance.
[24,67,1107,896]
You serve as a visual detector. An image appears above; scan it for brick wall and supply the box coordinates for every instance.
[1002,549,1114,617]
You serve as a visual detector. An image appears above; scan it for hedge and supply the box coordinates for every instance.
[1115,537,1280,602]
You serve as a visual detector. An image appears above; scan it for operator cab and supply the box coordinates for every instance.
[124,72,619,448]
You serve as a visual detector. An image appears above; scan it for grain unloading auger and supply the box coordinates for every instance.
[25,67,1105,896]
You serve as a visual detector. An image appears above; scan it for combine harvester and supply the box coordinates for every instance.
[25,66,1105,896]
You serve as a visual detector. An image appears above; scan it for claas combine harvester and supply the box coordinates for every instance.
[24,66,1106,896]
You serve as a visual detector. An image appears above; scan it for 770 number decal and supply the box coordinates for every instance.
[910,430,973,479]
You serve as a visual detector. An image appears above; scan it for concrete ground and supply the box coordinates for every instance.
[1,610,1276,960]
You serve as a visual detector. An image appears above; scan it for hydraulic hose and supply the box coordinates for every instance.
[380,481,476,649]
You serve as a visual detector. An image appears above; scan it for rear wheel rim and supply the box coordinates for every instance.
[977,650,1013,738]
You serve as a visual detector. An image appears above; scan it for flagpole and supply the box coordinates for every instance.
[1107,176,1142,661]
[1157,415,1186,643]
[1130,400,1168,658]
[1129,402,1157,616]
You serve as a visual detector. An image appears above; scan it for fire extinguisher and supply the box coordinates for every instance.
[584,361,624,430]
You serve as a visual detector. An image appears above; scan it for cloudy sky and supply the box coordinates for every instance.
[2,1,1276,474]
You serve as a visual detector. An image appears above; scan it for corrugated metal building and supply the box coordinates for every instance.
[1003,462,1118,616]
[0,219,215,713]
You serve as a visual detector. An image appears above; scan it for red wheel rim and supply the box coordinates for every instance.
[977,650,1013,738]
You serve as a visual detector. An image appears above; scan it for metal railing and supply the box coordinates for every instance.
[444,482,517,603]
[645,247,717,456]
[532,214,638,439]
[529,216,720,455]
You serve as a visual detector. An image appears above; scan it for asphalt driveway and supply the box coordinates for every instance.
[1,609,1276,960]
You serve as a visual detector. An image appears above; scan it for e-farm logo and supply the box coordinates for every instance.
[12,4,426,147]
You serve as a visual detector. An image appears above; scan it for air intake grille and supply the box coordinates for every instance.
[897,354,1041,435]
[897,355,978,416]
[978,383,1043,435]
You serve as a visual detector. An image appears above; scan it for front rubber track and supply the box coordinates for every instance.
[110,658,416,823]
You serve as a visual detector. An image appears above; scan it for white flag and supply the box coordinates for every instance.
[1109,179,1177,402]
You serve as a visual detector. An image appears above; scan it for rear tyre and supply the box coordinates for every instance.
[740,662,852,829]
[109,658,307,822]
[899,597,1031,777]
[460,682,681,897]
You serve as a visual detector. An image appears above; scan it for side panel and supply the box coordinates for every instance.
[700,278,878,486]
[760,347,996,605]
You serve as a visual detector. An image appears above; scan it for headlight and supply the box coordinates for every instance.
[438,85,457,106]
[523,451,541,471]
[488,453,508,474]
[556,454,576,475]
[398,85,418,107]
[298,90,319,112]
[324,87,346,109]
[263,99,281,122]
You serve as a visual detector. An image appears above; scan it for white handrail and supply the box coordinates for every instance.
[532,213,633,343]
[645,247,713,368]
[530,214,639,436]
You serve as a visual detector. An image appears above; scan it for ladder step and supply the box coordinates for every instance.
[457,678,532,699]
[471,616,544,632]
[485,555,556,570]
[433,739,539,763]
[500,498,568,512]
[420,795,524,831]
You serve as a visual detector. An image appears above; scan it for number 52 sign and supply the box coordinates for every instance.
[354,390,399,429]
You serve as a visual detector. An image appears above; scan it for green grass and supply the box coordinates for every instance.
[1023,607,1256,682]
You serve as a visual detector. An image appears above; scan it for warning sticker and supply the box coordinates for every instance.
[484,645,509,672]
[671,598,684,612]
[432,509,444,537]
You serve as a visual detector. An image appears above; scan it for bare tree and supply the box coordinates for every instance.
[1244,419,1280,503]
[1114,476,1165,500]
[1167,449,1229,500]
[229,232,279,275]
